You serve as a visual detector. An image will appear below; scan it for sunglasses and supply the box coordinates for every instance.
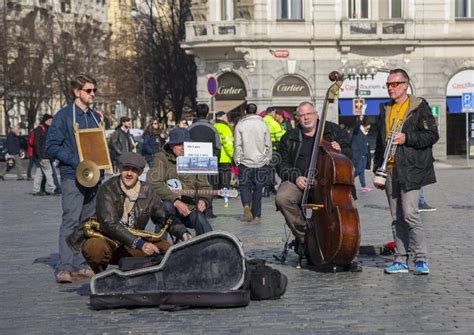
[81,88,97,94]
[386,81,407,89]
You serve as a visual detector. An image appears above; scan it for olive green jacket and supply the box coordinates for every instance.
[147,148,212,209]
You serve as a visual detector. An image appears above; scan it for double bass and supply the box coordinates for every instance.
[302,71,360,267]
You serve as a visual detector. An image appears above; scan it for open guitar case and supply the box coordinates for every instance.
[90,231,250,310]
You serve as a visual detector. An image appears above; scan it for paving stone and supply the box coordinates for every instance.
[0,166,473,333]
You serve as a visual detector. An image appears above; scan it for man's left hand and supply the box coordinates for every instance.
[197,199,207,212]
[393,133,406,145]
[331,141,341,152]
[181,233,192,241]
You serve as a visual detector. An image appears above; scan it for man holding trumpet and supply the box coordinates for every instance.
[373,69,439,275]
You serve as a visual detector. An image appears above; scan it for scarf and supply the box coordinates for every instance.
[119,179,141,228]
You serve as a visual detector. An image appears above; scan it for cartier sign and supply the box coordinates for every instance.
[216,72,247,101]
[273,76,310,97]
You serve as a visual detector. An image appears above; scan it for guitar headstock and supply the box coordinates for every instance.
[217,188,239,198]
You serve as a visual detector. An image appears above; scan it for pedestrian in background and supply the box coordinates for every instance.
[234,103,272,222]
[213,111,234,189]
[141,119,162,167]
[32,114,56,196]
[351,114,372,193]
[0,125,25,181]
[109,116,136,171]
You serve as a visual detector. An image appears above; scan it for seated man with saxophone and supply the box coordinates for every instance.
[79,152,192,274]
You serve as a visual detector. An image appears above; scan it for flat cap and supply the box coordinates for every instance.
[118,152,146,170]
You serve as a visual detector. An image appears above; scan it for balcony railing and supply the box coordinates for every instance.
[341,19,415,40]
[185,20,249,41]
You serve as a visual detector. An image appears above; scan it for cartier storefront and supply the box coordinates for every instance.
[270,75,313,116]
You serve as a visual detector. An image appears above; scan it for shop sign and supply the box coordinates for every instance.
[446,70,474,96]
[272,75,310,97]
[216,72,247,101]
[340,71,413,98]
[272,50,289,58]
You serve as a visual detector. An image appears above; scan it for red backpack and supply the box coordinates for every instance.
[27,124,46,158]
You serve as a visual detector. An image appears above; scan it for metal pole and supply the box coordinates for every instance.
[3,0,9,132]
[466,111,470,166]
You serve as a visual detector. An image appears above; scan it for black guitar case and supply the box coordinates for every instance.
[90,231,249,310]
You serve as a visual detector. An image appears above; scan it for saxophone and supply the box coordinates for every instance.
[373,119,403,189]
[83,217,173,249]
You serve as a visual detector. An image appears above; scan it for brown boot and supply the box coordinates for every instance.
[72,267,95,279]
[56,270,73,283]
[243,205,253,222]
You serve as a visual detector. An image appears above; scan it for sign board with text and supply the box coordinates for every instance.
[353,98,365,115]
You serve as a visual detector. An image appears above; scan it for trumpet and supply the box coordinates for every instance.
[373,119,403,189]
[83,217,172,249]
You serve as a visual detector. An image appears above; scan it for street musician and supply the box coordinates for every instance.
[373,69,439,275]
[79,152,192,274]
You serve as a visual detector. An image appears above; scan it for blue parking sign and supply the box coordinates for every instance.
[462,92,473,110]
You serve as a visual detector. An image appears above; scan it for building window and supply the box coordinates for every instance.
[379,0,402,19]
[455,0,474,18]
[277,0,303,20]
[221,0,233,21]
[348,0,370,19]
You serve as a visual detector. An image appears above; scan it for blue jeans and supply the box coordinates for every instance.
[419,187,425,206]
[354,155,367,188]
[238,164,266,217]
[163,201,213,236]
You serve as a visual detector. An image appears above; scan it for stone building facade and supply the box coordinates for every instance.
[182,0,474,159]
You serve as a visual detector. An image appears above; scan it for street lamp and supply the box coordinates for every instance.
[342,65,378,98]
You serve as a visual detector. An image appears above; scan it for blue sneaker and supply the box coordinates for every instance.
[414,261,430,275]
[384,262,409,274]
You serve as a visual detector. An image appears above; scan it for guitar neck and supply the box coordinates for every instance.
[172,189,219,197]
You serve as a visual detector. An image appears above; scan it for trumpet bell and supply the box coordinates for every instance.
[76,160,100,188]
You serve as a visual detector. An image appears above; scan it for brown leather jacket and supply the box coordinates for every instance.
[67,176,188,252]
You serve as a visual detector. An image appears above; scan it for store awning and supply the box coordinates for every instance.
[447,96,462,113]
[339,98,390,116]
[215,100,245,113]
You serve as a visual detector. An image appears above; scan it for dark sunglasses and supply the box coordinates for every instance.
[81,88,97,94]
[386,81,407,89]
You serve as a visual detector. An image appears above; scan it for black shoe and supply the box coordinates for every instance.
[27,177,33,181]
[344,261,363,272]
[0,175,4,181]
[17,177,25,181]
[32,192,46,196]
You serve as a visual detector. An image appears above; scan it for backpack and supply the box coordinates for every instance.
[27,124,46,158]
[245,258,288,300]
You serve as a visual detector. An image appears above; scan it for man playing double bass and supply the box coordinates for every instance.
[275,101,361,271]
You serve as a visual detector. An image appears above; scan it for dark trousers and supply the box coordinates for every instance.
[218,163,232,189]
[82,238,171,273]
[163,201,213,236]
[238,164,266,217]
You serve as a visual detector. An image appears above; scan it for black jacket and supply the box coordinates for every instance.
[32,124,49,160]
[6,131,21,155]
[67,176,188,252]
[277,121,352,183]
[188,118,221,157]
[109,128,134,160]
[374,95,439,191]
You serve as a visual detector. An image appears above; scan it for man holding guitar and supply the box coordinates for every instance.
[147,128,213,236]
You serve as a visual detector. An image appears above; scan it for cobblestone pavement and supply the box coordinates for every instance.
[0,163,473,334]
